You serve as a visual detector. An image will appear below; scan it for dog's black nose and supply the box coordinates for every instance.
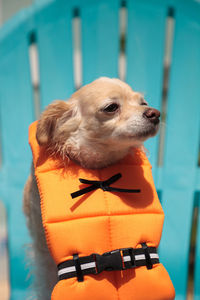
[143,108,160,124]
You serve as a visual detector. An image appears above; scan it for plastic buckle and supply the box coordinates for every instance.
[94,249,123,274]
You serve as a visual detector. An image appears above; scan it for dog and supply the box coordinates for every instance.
[23,77,161,300]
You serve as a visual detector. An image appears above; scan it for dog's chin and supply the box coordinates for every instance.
[120,123,160,143]
[135,123,160,141]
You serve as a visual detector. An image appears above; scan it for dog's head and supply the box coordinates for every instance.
[36,77,160,168]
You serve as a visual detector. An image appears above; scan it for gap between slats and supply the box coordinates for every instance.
[187,192,200,299]
[119,0,127,81]
[72,8,82,90]
[29,32,41,119]
[157,7,175,167]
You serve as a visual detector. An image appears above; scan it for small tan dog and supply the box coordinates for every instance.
[23,77,160,300]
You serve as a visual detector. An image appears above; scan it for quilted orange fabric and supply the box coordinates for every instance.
[29,121,175,300]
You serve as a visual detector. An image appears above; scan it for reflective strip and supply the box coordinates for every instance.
[123,255,131,262]
[123,253,159,263]
[58,262,96,276]
[135,254,146,260]
[58,266,76,276]
[150,253,159,259]
[81,262,96,270]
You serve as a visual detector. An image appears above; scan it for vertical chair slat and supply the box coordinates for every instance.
[0,10,35,299]
[35,0,74,110]
[159,3,200,298]
[80,0,120,84]
[126,0,167,171]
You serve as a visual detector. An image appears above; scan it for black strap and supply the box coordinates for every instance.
[58,245,159,281]
[141,242,153,269]
[71,173,141,199]
[73,253,84,282]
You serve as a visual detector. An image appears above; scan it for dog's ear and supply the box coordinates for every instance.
[36,100,76,146]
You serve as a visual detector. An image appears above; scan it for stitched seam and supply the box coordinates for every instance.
[36,162,149,174]
[102,171,120,300]
[29,139,53,254]
[29,141,53,255]
[34,169,54,257]
[103,186,112,251]
[45,211,164,224]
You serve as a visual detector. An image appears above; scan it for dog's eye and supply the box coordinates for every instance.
[103,103,119,113]
[141,102,148,106]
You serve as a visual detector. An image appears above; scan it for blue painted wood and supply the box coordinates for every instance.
[0,8,35,299]
[0,0,200,299]
[34,0,74,109]
[196,169,200,191]
[126,0,167,173]
[159,2,200,298]
[80,0,120,84]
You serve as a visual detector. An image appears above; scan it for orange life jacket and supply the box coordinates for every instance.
[29,121,175,300]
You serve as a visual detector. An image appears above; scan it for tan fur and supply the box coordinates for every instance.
[23,77,160,299]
